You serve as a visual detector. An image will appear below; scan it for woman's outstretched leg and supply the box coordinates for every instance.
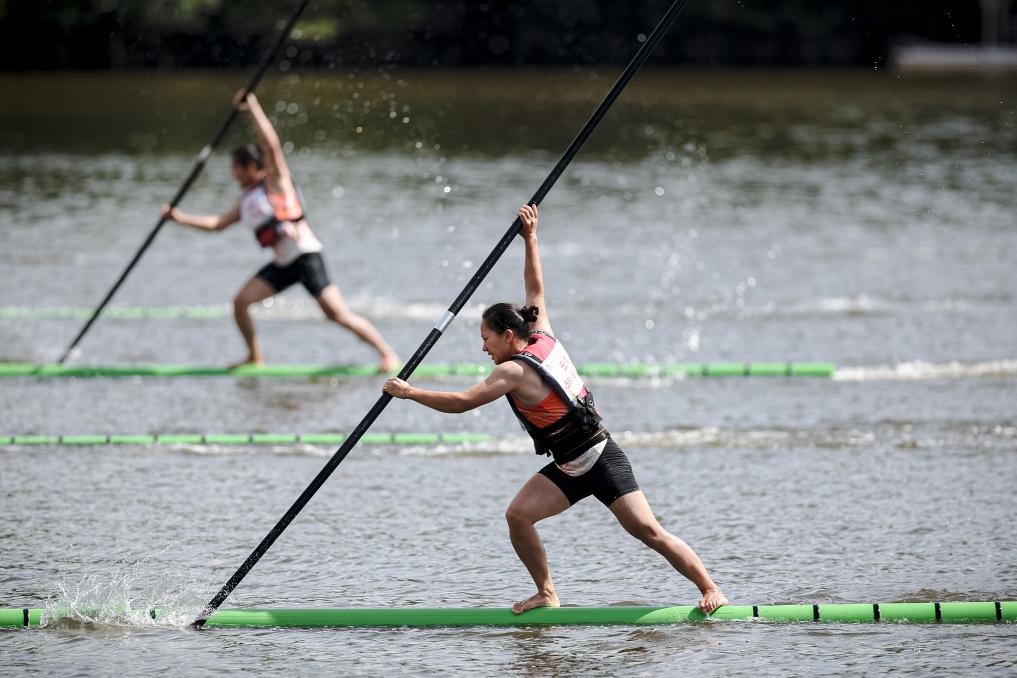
[316,284,399,372]
[609,490,727,613]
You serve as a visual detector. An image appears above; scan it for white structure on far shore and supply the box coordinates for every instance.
[892,0,1017,72]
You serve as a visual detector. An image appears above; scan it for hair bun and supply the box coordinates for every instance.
[519,306,540,323]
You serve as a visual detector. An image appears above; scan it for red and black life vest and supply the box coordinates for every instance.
[240,181,306,248]
[505,331,608,465]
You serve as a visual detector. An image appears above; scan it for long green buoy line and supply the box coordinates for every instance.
[0,432,490,447]
[2,602,1013,628]
[0,305,233,320]
[0,361,836,379]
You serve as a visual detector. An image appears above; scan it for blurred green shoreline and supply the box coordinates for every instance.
[1,68,1013,157]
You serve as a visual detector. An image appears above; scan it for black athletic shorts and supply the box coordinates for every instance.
[255,252,332,297]
[539,437,640,507]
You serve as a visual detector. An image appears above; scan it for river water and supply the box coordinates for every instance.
[1,69,1015,674]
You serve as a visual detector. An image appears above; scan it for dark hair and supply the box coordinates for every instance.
[231,143,265,170]
[482,303,539,344]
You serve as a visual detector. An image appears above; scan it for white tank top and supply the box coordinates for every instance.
[239,183,323,266]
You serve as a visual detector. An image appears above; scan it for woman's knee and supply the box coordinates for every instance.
[234,278,275,313]
[324,305,352,325]
[233,295,251,315]
[318,296,355,325]
[627,521,669,549]
[505,504,535,530]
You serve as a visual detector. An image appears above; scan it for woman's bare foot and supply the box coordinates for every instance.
[377,352,400,374]
[698,588,728,614]
[512,591,560,615]
[229,356,264,370]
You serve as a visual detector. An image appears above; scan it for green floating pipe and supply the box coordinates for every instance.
[0,362,836,379]
[1,602,1013,629]
[0,432,491,447]
[0,305,231,320]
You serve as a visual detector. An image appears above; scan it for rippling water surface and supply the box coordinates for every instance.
[1,69,1015,674]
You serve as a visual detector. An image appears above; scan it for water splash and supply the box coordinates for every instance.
[43,543,213,628]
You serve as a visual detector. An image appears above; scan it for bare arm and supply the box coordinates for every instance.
[235,91,292,189]
[383,362,525,413]
[162,203,240,232]
[518,204,553,335]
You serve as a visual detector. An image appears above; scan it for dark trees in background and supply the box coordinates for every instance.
[0,0,998,70]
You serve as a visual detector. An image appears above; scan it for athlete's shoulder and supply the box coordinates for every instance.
[492,360,526,379]
[513,332,556,359]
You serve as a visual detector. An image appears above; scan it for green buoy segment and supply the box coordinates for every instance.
[202,434,251,445]
[109,435,156,445]
[0,362,836,379]
[2,602,1013,628]
[60,435,110,446]
[1,432,491,447]
[155,434,204,445]
[250,434,298,445]
[297,433,346,445]
[11,435,60,445]
[0,305,231,320]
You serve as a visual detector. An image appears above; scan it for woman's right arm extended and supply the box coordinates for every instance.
[519,204,553,335]
[383,362,526,414]
[161,203,240,232]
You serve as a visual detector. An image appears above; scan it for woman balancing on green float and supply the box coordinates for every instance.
[384,204,727,615]
[162,90,399,371]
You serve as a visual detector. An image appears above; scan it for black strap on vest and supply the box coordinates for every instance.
[255,218,286,247]
[253,181,307,248]
[504,349,607,465]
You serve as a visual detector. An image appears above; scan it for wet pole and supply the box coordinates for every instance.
[57,0,312,364]
[193,0,691,627]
